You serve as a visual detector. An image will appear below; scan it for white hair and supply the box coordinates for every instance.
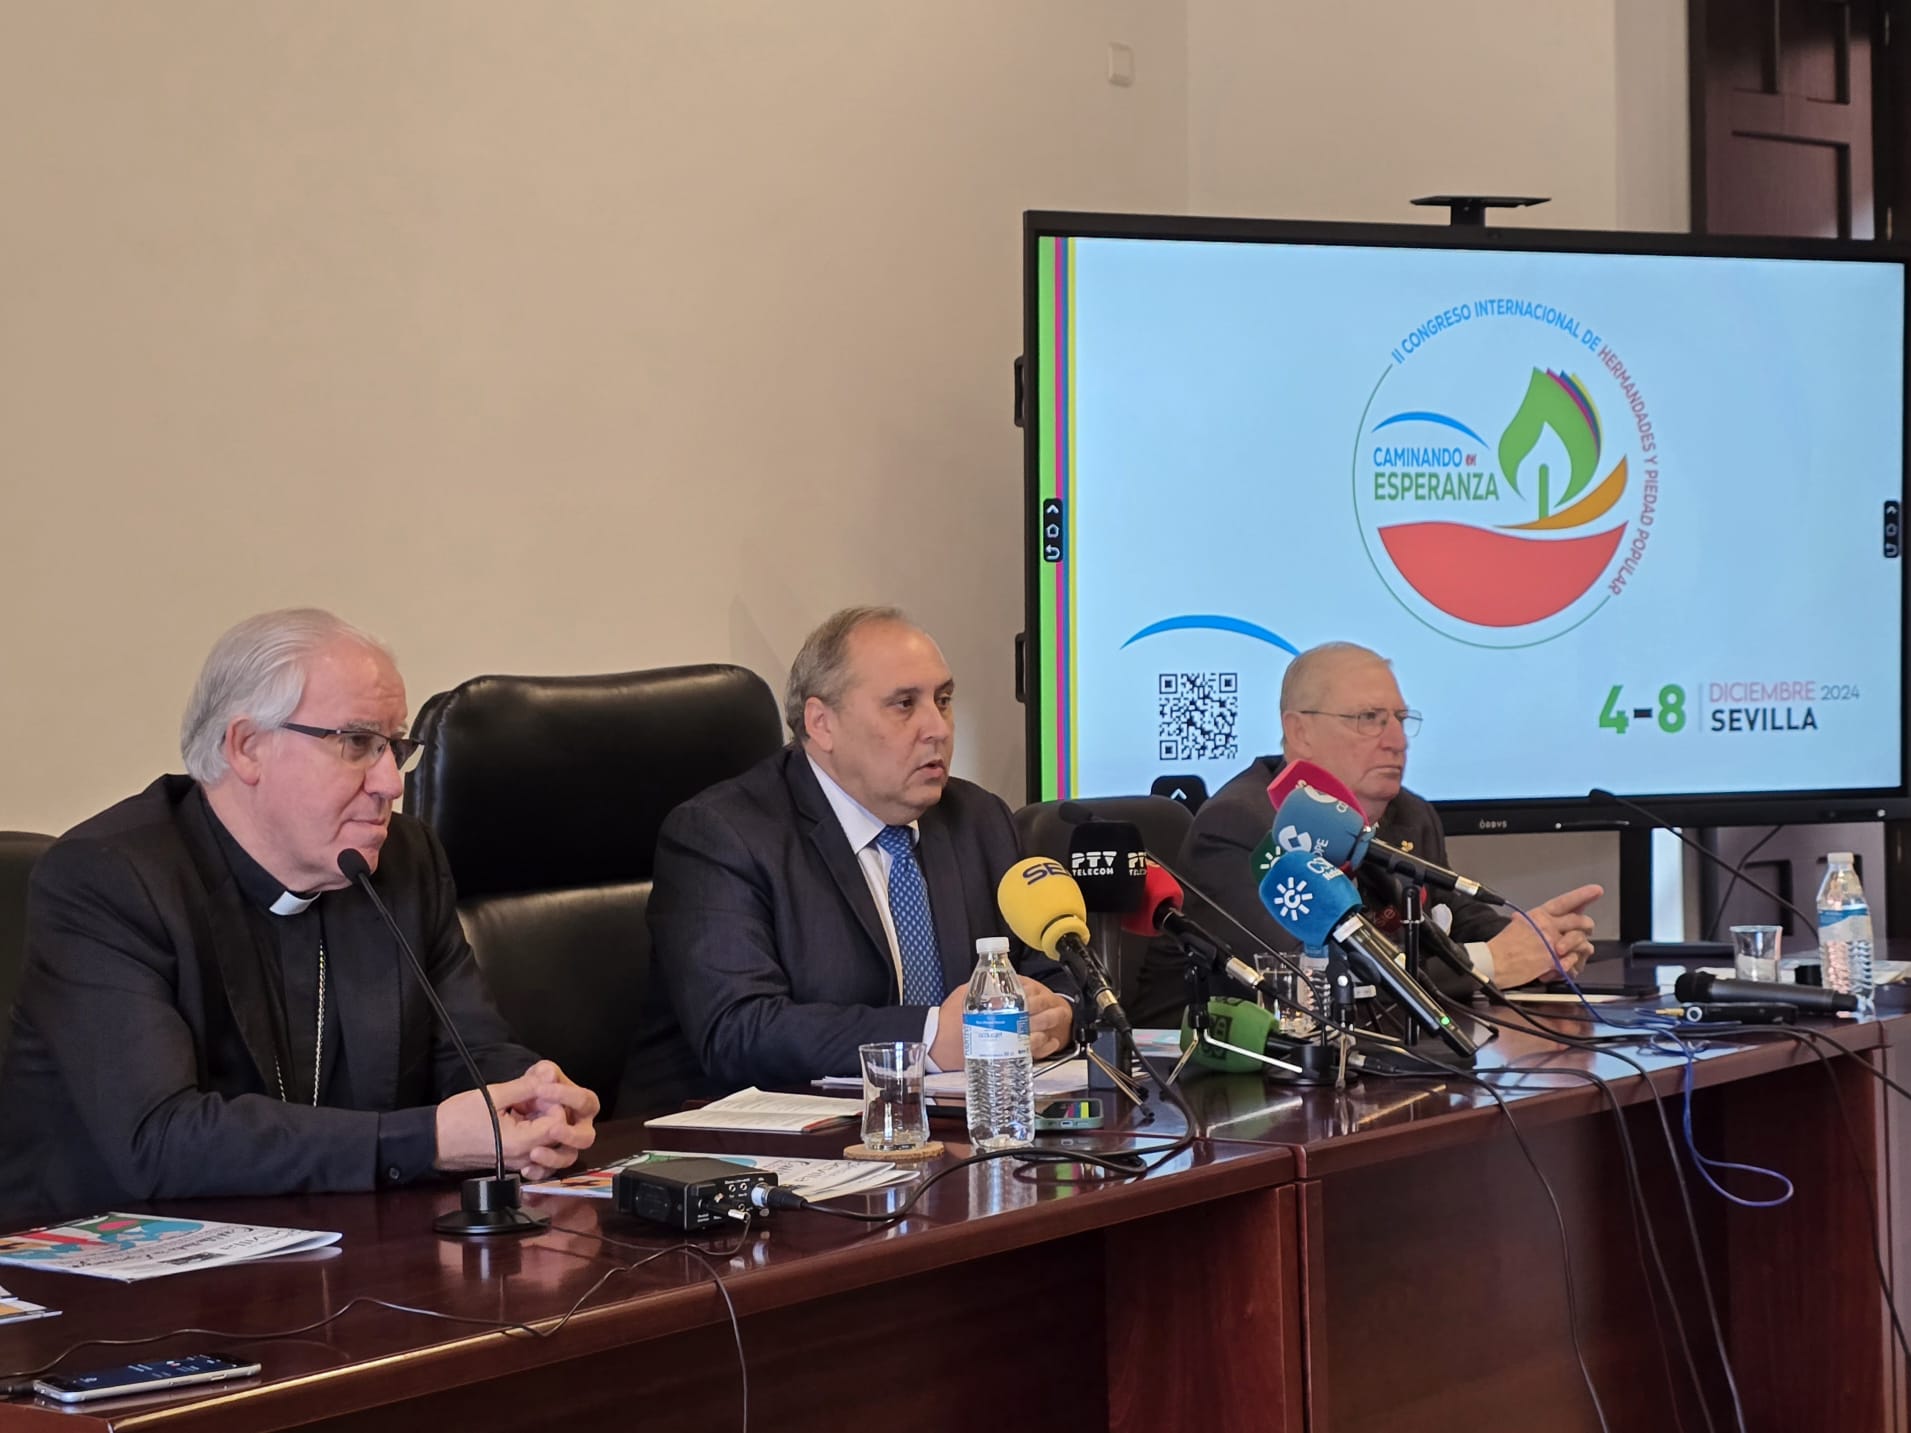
[180,608,393,784]
[1279,641,1390,715]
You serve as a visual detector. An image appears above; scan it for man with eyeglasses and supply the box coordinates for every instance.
[1136,642,1599,1023]
[0,608,598,1225]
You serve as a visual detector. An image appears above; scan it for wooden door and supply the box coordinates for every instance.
[1691,0,1878,237]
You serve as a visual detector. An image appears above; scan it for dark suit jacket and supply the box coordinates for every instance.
[0,777,537,1226]
[646,746,1058,1089]
[1133,754,1510,1024]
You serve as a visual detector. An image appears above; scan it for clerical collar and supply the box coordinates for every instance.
[198,788,323,918]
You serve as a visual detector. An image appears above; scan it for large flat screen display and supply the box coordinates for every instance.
[1024,212,1911,831]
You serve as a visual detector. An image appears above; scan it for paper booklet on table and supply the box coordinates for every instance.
[644,1087,861,1134]
[0,1212,341,1283]
[0,1287,58,1324]
[527,1150,917,1203]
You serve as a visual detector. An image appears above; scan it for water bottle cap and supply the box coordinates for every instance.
[1829,851,1856,864]
[975,936,1011,956]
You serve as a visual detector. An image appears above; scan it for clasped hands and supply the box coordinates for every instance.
[434,1058,600,1184]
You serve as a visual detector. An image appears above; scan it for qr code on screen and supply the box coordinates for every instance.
[1157,672,1239,761]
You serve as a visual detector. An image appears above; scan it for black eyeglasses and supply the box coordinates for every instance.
[1295,707,1422,738]
[280,723,427,774]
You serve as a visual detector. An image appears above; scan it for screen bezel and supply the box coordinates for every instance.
[1021,208,1911,834]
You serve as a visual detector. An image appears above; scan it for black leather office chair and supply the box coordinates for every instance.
[0,833,55,1065]
[405,666,785,1117]
[1014,795,1196,1026]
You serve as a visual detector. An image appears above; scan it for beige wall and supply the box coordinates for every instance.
[1181,0,1690,922]
[1187,0,1687,230]
[0,2,1188,832]
[1,2,1690,837]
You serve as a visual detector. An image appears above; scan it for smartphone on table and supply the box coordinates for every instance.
[33,1352,262,1404]
[1033,1098,1104,1131]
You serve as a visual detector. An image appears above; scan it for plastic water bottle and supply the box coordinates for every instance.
[1816,852,1876,1012]
[963,937,1034,1150]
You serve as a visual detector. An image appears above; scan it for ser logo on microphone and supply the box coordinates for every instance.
[1017,859,1069,886]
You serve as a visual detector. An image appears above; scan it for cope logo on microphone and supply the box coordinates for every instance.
[1276,824,1332,857]
[1352,302,1660,646]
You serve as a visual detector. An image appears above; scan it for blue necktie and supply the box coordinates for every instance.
[874,825,944,1005]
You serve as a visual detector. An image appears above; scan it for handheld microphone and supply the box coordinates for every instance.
[1250,831,1278,880]
[1266,759,1364,814]
[1586,788,1819,933]
[1672,970,1858,1014]
[337,848,548,1237]
[1360,836,1508,908]
[1268,784,1369,869]
[996,858,1132,1033]
[1258,850,1478,1062]
[1121,859,1268,998]
[1270,776,1506,907]
[1676,1002,1798,1025]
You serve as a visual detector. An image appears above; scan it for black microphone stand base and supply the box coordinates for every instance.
[1256,1035,1352,1086]
[435,1174,550,1237]
[1080,1033,1148,1108]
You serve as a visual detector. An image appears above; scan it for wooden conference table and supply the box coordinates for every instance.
[0,1005,1901,1433]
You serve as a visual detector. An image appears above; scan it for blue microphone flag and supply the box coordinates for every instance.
[1258,849,1361,948]
[1269,785,1369,869]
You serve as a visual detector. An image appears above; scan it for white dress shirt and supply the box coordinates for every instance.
[806,756,948,1067]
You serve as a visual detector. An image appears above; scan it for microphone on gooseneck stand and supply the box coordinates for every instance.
[337,849,548,1237]
[1586,788,1821,934]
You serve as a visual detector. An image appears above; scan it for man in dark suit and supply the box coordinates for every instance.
[648,606,1074,1089]
[0,609,598,1226]
[1143,642,1599,1022]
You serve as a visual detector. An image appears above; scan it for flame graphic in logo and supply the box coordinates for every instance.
[1376,369,1629,628]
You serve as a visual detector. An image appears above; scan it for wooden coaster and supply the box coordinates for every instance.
[842,1139,945,1163]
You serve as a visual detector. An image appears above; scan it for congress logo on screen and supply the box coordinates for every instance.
[1350,300,1659,648]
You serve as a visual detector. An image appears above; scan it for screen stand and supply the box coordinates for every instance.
[1409,194,1550,226]
[1886,819,1911,938]
[1617,825,1656,944]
